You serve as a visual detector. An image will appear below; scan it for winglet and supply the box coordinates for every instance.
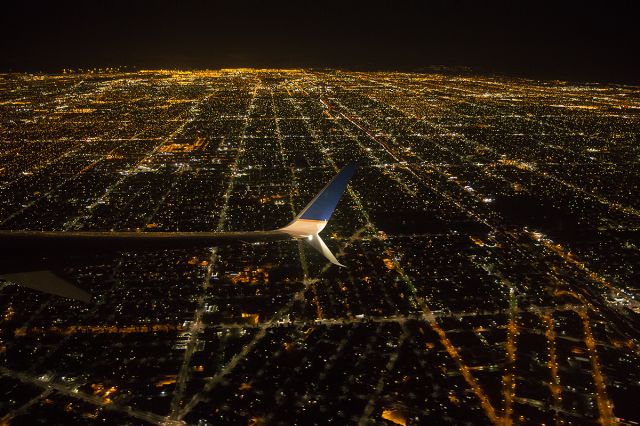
[305,234,345,267]
[296,163,359,222]
[279,163,359,266]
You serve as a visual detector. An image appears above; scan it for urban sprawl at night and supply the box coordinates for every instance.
[1,69,640,425]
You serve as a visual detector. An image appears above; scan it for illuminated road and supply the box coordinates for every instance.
[168,79,261,421]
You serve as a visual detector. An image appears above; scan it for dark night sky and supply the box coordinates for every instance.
[1,1,637,83]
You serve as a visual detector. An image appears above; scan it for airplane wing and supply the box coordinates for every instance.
[0,163,360,301]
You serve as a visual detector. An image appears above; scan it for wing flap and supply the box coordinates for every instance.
[0,270,91,303]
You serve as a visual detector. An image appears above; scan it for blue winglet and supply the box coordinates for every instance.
[296,163,359,222]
